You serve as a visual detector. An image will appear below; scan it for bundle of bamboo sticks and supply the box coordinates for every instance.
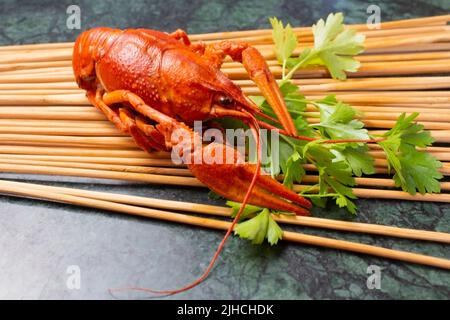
[0,15,449,269]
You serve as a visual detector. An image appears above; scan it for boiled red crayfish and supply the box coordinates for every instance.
[73,27,312,216]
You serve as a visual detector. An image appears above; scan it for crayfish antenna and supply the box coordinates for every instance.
[109,115,264,297]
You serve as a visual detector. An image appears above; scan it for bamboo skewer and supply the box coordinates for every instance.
[2,179,450,244]
[0,144,450,159]
[0,126,126,136]
[1,150,450,164]
[0,134,135,148]
[4,88,450,99]
[1,92,450,106]
[1,162,449,204]
[0,156,449,186]
[0,163,203,186]
[0,158,192,176]
[2,57,450,82]
[0,76,449,92]
[0,145,152,157]
[2,106,450,131]
[0,143,448,158]
[0,180,449,270]
[3,51,450,74]
[0,154,176,166]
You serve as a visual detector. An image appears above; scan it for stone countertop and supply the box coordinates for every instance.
[0,0,449,299]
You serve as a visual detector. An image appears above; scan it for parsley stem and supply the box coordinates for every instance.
[280,134,296,148]
[284,50,316,80]
[300,193,340,198]
[283,97,309,103]
[282,59,287,79]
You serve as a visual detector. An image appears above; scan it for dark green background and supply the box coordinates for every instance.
[0,0,449,299]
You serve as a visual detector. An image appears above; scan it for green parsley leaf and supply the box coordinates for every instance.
[282,151,305,188]
[234,208,269,244]
[285,13,365,80]
[313,96,370,141]
[319,161,357,214]
[267,216,283,245]
[303,143,358,214]
[270,17,298,65]
[279,80,300,95]
[310,13,365,79]
[226,201,262,220]
[394,145,442,194]
[379,113,442,194]
[233,208,283,245]
[333,145,375,177]
[294,117,314,137]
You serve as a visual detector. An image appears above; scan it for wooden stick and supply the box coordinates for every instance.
[0,60,72,72]
[228,26,450,46]
[0,180,449,269]
[0,134,135,148]
[4,56,450,82]
[0,78,447,94]
[0,156,449,185]
[310,111,450,122]
[0,162,202,186]
[0,66,74,76]
[0,150,449,164]
[0,94,88,105]
[1,162,449,203]
[1,27,441,63]
[0,89,82,95]
[0,119,115,129]
[2,109,450,132]
[0,82,77,90]
[0,154,176,166]
[1,149,448,178]
[0,49,72,64]
[1,92,449,108]
[4,51,450,74]
[0,126,125,136]
[0,144,449,159]
[1,76,449,92]
[0,145,155,157]
[300,175,450,190]
[2,179,450,244]
[0,158,191,176]
[0,110,104,120]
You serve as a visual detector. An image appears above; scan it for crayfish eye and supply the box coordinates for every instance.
[217,95,234,107]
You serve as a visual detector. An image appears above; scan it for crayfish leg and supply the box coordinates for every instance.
[87,90,165,152]
[168,29,191,46]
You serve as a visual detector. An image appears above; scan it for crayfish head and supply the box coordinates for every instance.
[72,27,121,91]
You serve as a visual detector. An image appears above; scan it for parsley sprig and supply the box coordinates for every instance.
[271,13,365,81]
[378,113,443,194]
[226,13,442,245]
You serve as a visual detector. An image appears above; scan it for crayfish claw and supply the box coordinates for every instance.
[241,46,297,136]
[187,143,310,216]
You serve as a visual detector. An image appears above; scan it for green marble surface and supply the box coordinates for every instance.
[0,0,449,299]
